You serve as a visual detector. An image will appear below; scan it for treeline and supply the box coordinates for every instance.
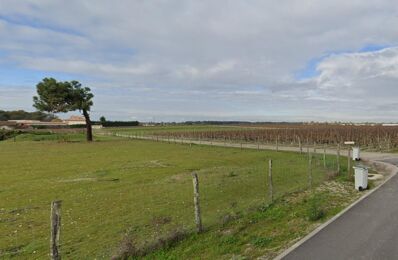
[0,110,56,121]
[94,121,140,127]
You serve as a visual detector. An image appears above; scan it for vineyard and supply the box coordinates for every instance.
[143,124,398,151]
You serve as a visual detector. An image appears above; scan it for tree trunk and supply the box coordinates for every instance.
[82,109,93,142]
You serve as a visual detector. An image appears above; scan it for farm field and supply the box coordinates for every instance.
[102,125,245,136]
[104,124,398,152]
[0,131,350,259]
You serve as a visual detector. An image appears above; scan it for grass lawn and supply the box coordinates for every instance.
[0,133,349,259]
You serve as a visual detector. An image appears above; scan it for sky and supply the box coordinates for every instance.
[1,1,398,122]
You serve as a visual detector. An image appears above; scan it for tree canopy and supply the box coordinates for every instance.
[33,78,75,113]
[33,77,94,141]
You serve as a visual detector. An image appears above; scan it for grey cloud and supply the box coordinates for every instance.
[1,1,398,121]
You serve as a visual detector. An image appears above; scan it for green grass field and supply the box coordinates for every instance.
[0,132,350,259]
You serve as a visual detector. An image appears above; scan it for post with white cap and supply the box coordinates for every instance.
[347,148,351,179]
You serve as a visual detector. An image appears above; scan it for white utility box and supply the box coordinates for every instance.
[353,166,368,191]
[352,147,360,161]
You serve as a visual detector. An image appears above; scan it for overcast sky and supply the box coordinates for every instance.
[1,1,398,122]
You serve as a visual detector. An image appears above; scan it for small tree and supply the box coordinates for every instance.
[100,116,107,124]
[33,78,95,142]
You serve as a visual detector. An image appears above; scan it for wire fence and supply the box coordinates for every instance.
[2,135,350,259]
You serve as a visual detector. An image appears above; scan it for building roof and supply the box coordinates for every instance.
[8,120,41,124]
[0,121,17,126]
[64,116,85,122]
[6,120,67,126]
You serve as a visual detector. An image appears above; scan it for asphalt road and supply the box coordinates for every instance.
[282,158,398,260]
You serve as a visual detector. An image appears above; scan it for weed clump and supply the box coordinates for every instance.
[306,194,325,221]
[112,236,140,260]
[251,236,272,248]
[112,229,187,259]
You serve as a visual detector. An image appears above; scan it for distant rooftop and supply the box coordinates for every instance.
[64,116,85,122]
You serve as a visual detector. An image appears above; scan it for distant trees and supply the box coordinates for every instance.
[99,121,139,127]
[0,110,56,121]
[33,78,95,142]
[99,116,106,124]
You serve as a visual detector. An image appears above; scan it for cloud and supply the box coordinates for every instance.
[0,1,398,121]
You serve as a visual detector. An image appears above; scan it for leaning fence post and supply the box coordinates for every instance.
[308,151,313,190]
[337,143,341,174]
[191,173,203,233]
[50,200,62,260]
[268,159,273,202]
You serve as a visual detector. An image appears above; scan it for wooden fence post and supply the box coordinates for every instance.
[337,143,341,174]
[308,151,313,190]
[268,159,273,202]
[313,142,316,153]
[323,144,326,168]
[257,137,260,150]
[276,136,279,151]
[50,200,62,260]
[347,148,351,179]
[191,173,203,233]
[299,137,302,154]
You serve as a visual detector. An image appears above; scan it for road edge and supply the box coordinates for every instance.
[273,159,398,260]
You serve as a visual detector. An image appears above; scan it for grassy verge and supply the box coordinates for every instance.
[144,180,360,259]
[0,132,350,259]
